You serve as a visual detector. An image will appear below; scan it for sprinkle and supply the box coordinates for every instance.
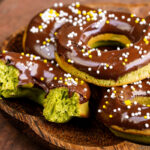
[40,77,44,81]
[54,77,57,80]
[144,116,147,119]
[80,80,84,85]
[43,59,47,63]
[103,105,106,109]
[38,25,43,29]
[21,52,24,56]
[89,55,92,58]
[122,62,126,66]
[124,100,131,106]
[54,32,58,36]
[109,114,113,118]
[106,20,109,24]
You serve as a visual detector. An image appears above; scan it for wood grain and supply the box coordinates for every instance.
[1,1,150,150]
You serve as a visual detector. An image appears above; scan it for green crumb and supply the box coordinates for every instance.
[43,87,80,123]
[0,60,89,123]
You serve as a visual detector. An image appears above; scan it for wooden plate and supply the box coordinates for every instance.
[1,3,150,150]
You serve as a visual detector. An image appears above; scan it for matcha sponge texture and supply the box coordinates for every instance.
[0,60,89,123]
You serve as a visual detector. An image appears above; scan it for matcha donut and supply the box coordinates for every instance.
[55,4,150,86]
[0,51,90,123]
[97,78,150,143]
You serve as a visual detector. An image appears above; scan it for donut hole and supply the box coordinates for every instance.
[87,33,131,50]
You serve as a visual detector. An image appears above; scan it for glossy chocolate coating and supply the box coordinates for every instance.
[97,79,150,130]
[0,52,90,103]
[57,10,150,80]
[24,4,91,60]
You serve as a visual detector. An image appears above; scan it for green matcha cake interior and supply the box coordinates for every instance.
[0,60,88,123]
[87,33,131,49]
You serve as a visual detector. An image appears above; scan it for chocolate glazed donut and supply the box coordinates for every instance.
[97,78,150,143]
[54,4,150,87]
[0,50,91,123]
[23,3,91,60]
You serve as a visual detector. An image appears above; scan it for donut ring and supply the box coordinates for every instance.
[54,4,150,87]
[97,78,150,143]
[23,3,91,60]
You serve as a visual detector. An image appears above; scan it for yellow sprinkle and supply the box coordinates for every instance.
[43,59,47,63]
[56,13,59,17]
[124,59,128,62]
[130,14,134,17]
[59,77,63,80]
[76,3,80,7]
[113,90,116,94]
[43,41,46,45]
[89,55,92,58]
[109,114,113,118]
[88,50,91,54]
[47,39,51,42]
[2,50,6,54]
[87,18,90,21]
[33,55,36,58]
[81,49,85,53]
[40,77,44,81]
[105,101,109,104]
[78,10,81,14]
[54,32,57,36]
[106,20,109,24]
[144,116,147,119]
[106,64,109,67]
[126,43,130,48]
[68,59,71,63]
[147,104,150,107]
[38,25,43,29]
[26,53,30,56]
[142,18,145,22]
[48,15,52,18]
[98,11,102,14]
[80,80,84,84]
[122,62,126,66]
[21,52,24,56]
[75,78,78,81]
[49,9,54,14]
[103,105,106,109]
[83,11,86,15]
[135,19,139,23]
[39,13,43,17]
[54,77,57,80]
[65,82,67,85]
[124,100,131,106]
[84,96,87,98]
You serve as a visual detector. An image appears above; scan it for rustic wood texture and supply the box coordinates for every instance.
[1,0,150,150]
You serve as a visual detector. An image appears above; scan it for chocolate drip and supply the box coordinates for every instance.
[0,52,90,103]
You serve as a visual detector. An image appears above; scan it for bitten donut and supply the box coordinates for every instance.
[97,78,150,143]
[0,50,90,123]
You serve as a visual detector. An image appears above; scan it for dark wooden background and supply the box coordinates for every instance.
[0,0,150,150]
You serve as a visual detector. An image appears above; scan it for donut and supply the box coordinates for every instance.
[97,78,150,143]
[23,3,91,60]
[0,50,90,123]
[54,3,150,87]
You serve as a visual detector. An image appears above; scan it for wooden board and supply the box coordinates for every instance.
[1,2,150,150]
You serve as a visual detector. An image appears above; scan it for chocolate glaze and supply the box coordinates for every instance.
[57,10,150,80]
[24,5,91,60]
[0,52,90,103]
[97,79,150,130]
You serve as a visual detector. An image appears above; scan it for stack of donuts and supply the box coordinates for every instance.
[4,2,150,143]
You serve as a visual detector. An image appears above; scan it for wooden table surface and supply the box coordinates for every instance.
[1,0,150,150]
